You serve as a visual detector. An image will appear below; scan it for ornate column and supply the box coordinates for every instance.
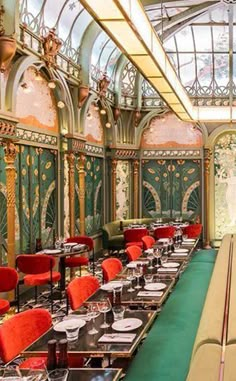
[4,141,16,269]
[111,159,117,221]
[67,152,75,237]
[204,148,212,248]
[133,160,139,219]
[78,154,86,235]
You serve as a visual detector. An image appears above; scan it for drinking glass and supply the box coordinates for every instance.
[144,274,153,284]
[134,267,142,289]
[88,303,100,335]
[98,298,111,328]
[154,249,161,267]
[126,270,135,292]
[161,253,168,266]
[27,359,48,381]
[48,369,68,381]
[2,367,22,381]
[112,305,125,321]
[113,284,123,306]
[147,253,154,269]
[64,321,80,342]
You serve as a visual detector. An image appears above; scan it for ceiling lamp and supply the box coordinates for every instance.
[105,122,111,128]
[80,0,236,123]
[48,80,56,89]
[100,109,106,115]
[57,100,65,109]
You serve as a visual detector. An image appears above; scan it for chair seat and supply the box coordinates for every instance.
[24,271,61,286]
[65,256,89,268]
[126,242,143,249]
[19,355,84,369]
[0,299,10,315]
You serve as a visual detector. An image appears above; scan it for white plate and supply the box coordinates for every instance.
[53,319,86,332]
[44,249,61,254]
[126,263,137,268]
[174,248,189,253]
[144,282,166,291]
[64,242,77,247]
[100,282,123,291]
[112,318,142,332]
[183,239,195,243]
[158,238,169,243]
[162,262,180,268]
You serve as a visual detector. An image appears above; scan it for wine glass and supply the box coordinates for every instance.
[134,266,142,289]
[126,269,135,292]
[147,252,154,269]
[2,367,22,380]
[154,248,161,267]
[88,303,100,335]
[98,298,111,329]
[161,253,168,267]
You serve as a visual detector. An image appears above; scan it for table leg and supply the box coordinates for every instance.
[59,257,66,291]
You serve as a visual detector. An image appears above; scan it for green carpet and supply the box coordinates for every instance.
[125,250,216,381]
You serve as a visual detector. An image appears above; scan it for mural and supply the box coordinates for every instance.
[15,146,57,253]
[15,68,58,132]
[142,159,201,220]
[84,103,104,144]
[75,156,80,235]
[215,133,236,238]
[0,146,7,264]
[116,160,130,220]
[85,156,103,235]
[141,113,203,148]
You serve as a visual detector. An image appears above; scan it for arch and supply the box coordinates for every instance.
[135,109,167,147]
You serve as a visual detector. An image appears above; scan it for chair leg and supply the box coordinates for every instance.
[34,286,38,304]
[50,282,53,313]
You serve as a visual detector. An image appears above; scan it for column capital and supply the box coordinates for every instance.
[4,140,16,165]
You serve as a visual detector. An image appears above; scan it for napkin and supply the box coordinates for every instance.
[157,267,178,273]
[98,333,136,343]
[182,242,194,245]
[137,291,163,297]
[171,252,188,257]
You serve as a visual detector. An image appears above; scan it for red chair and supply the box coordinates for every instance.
[183,224,203,238]
[67,275,100,312]
[126,245,142,262]
[101,258,123,282]
[124,228,148,249]
[65,236,94,276]
[0,267,18,315]
[0,308,84,368]
[153,226,176,240]
[142,236,155,250]
[16,254,61,312]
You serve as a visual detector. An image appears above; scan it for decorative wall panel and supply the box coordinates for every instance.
[85,156,103,235]
[0,146,7,264]
[116,160,131,220]
[214,133,236,238]
[15,146,57,253]
[75,158,80,235]
[142,159,201,220]
[84,104,103,144]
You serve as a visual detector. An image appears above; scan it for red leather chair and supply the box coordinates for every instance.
[16,254,61,312]
[0,267,18,315]
[182,224,203,238]
[101,258,123,282]
[153,226,176,240]
[0,309,83,368]
[126,245,142,262]
[67,275,100,312]
[124,228,148,249]
[142,236,155,250]
[65,236,94,276]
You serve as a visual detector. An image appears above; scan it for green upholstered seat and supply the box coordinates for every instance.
[191,249,217,263]
[125,250,216,381]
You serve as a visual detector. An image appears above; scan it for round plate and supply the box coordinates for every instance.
[144,282,166,291]
[183,239,195,243]
[64,242,77,247]
[44,249,61,254]
[158,238,169,243]
[162,262,180,268]
[126,263,137,269]
[101,282,123,291]
[53,319,86,332]
[174,248,188,253]
[112,318,142,332]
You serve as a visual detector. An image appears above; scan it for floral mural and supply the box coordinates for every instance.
[84,103,103,144]
[141,112,203,148]
[116,160,130,220]
[215,133,236,238]
[15,68,58,132]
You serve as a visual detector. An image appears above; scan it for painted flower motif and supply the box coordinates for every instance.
[184,176,188,181]
[87,161,91,170]
[42,174,46,181]
[163,173,167,177]
[188,168,195,174]
[22,168,27,176]
[45,162,52,170]
[34,169,38,176]
[148,168,155,174]
[155,176,159,182]
[176,173,180,178]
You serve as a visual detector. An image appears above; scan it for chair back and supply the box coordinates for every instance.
[142,236,155,250]
[0,309,51,363]
[67,275,100,311]
[126,245,142,262]
[16,254,55,275]
[124,228,148,243]
[183,223,203,238]
[67,236,94,251]
[154,226,176,239]
[0,267,18,293]
[101,258,123,282]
